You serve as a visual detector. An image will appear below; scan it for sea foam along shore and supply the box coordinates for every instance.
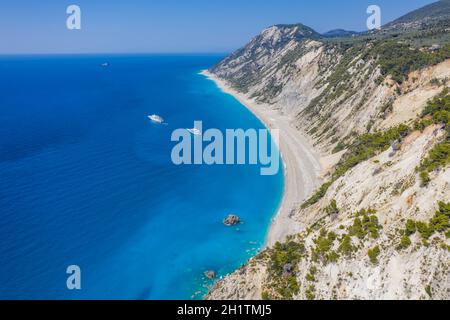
[201,70,322,247]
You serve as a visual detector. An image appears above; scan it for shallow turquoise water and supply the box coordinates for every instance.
[0,55,283,299]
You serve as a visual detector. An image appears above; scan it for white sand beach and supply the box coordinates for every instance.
[201,70,322,246]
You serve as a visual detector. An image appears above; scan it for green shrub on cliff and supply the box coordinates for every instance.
[420,170,431,187]
[414,118,434,132]
[397,235,412,250]
[422,88,450,120]
[338,234,355,257]
[266,240,306,300]
[406,202,450,241]
[311,228,339,264]
[372,41,450,84]
[269,241,305,275]
[333,124,410,180]
[368,246,381,264]
[419,141,450,173]
[305,266,317,282]
[429,202,450,232]
[325,199,339,216]
[405,219,417,236]
[332,142,347,154]
[305,285,316,300]
[348,211,381,240]
[416,89,450,185]
[416,221,433,240]
[348,218,365,239]
[301,182,332,209]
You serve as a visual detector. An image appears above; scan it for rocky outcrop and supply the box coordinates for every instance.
[223,215,241,226]
[204,271,216,280]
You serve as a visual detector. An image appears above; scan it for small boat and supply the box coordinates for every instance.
[101,62,109,67]
[187,128,201,136]
[148,114,164,124]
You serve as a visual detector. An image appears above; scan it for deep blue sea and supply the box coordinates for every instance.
[0,55,283,299]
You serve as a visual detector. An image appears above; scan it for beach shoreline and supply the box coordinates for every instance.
[201,70,322,247]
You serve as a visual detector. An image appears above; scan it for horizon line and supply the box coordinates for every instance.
[0,52,231,56]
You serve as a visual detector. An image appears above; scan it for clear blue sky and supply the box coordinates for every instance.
[0,0,436,54]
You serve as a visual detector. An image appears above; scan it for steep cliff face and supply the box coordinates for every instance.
[207,1,450,300]
[207,102,450,300]
[211,24,322,110]
[207,83,450,301]
[210,3,450,153]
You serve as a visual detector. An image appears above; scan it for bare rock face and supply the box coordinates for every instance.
[208,125,450,300]
[223,215,241,226]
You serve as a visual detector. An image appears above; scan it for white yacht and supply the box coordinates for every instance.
[187,128,201,136]
[148,114,164,124]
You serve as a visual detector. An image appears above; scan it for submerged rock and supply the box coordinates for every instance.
[223,214,241,226]
[204,271,216,280]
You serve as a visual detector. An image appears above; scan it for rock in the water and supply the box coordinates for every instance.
[204,271,216,279]
[223,214,241,226]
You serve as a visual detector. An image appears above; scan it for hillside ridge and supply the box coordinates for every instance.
[206,1,450,300]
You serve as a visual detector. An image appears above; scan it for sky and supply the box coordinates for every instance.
[0,0,437,54]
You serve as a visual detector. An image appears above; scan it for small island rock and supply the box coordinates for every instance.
[223,214,241,226]
[204,271,216,280]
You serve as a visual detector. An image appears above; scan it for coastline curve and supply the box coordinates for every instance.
[200,70,322,247]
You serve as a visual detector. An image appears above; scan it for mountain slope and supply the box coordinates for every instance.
[210,24,321,100]
[322,29,359,38]
[384,0,450,31]
[208,117,450,299]
[207,1,450,300]
[210,0,450,151]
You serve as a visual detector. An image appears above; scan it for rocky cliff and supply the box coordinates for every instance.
[207,1,450,300]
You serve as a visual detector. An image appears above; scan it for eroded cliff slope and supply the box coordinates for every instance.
[207,1,450,300]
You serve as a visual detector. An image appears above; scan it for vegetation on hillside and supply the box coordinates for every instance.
[260,199,448,300]
[417,88,450,186]
[210,1,450,300]
[302,124,410,208]
[303,88,450,208]
[397,201,450,249]
[371,41,450,83]
[348,208,381,240]
[304,39,450,123]
[263,239,306,299]
[368,246,381,264]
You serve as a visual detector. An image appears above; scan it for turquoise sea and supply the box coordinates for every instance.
[0,55,283,299]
